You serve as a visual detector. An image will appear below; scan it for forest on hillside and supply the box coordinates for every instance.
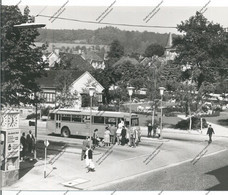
[36,26,175,54]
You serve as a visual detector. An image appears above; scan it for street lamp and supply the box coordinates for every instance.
[127,87,134,129]
[159,87,165,139]
[14,22,46,159]
[88,86,95,148]
[13,22,46,28]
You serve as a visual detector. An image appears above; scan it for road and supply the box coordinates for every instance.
[16,118,228,191]
[98,149,228,191]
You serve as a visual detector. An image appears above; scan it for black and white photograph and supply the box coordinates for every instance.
[1,0,228,194]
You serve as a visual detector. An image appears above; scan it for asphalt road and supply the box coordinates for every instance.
[98,149,228,191]
[18,118,228,191]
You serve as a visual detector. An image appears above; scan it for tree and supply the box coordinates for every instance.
[54,70,78,107]
[172,12,228,124]
[144,43,165,57]
[173,12,228,92]
[107,40,124,61]
[1,6,47,106]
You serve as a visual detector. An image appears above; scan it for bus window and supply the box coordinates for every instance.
[49,113,54,120]
[94,116,104,124]
[105,117,116,125]
[62,114,71,121]
[132,118,139,126]
[82,115,90,123]
[72,115,81,122]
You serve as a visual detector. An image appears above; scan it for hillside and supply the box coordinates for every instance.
[36,26,175,54]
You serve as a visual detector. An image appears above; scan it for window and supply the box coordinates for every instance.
[105,117,116,125]
[132,118,139,126]
[97,94,102,103]
[82,115,90,123]
[62,114,71,121]
[72,115,81,122]
[94,116,104,124]
[42,92,56,103]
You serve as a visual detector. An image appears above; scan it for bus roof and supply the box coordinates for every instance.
[50,109,138,118]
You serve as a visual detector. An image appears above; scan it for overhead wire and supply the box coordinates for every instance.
[36,14,177,29]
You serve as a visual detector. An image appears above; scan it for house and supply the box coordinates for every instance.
[42,49,61,69]
[113,56,139,67]
[81,51,105,69]
[37,71,104,109]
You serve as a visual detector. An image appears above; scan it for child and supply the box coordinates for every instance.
[85,146,95,172]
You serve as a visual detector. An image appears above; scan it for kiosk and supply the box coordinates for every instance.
[1,110,20,186]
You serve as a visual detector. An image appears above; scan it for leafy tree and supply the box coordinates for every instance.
[54,70,78,107]
[1,6,47,106]
[172,12,228,125]
[144,43,165,57]
[173,12,228,92]
[107,40,124,60]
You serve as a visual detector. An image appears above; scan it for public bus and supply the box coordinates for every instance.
[47,109,139,138]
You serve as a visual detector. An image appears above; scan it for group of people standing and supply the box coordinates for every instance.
[147,123,160,138]
[92,119,141,148]
[20,130,35,161]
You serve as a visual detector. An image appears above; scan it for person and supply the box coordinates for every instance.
[104,127,111,146]
[20,132,27,161]
[110,124,117,144]
[135,126,141,143]
[153,123,157,137]
[92,129,100,148]
[85,146,95,172]
[129,127,136,148]
[1,132,6,166]
[147,123,152,137]
[120,126,127,146]
[207,124,215,143]
[27,130,35,154]
[116,119,125,145]
[81,137,90,161]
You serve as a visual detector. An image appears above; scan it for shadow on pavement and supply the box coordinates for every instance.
[206,165,228,190]
[19,140,67,179]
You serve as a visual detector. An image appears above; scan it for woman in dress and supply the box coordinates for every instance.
[104,127,111,146]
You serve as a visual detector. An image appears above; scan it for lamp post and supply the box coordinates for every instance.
[159,87,165,139]
[13,22,46,159]
[127,87,134,129]
[88,86,95,148]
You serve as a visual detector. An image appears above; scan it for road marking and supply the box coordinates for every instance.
[87,148,228,190]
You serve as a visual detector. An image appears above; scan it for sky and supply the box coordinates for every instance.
[3,0,228,34]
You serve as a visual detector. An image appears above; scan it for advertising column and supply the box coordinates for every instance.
[1,111,20,187]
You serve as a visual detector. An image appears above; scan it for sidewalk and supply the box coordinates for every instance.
[2,135,227,191]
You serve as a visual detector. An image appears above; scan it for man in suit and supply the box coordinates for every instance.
[20,132,27,161]
[207,124,215,143]
[27,130,35,154]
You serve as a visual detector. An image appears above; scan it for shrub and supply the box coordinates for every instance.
[175,116,207,130]
[41,107,51,116]
[98,105,118,111]
[26,113,40,120]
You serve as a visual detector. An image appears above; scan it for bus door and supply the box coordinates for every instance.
[55,114,62,132]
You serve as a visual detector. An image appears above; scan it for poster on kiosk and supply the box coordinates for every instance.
[0,110,20,186]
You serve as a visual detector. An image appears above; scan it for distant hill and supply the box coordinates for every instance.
[36,26,176,54]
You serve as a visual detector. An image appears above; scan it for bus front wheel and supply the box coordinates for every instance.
[61,127,70,138]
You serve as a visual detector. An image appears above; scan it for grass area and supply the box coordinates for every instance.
[204,110,228,127]
[138,113,181,128]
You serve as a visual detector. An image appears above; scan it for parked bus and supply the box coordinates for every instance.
[47,109,139,138]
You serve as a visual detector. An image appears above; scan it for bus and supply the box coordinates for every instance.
[47,109,139,138]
